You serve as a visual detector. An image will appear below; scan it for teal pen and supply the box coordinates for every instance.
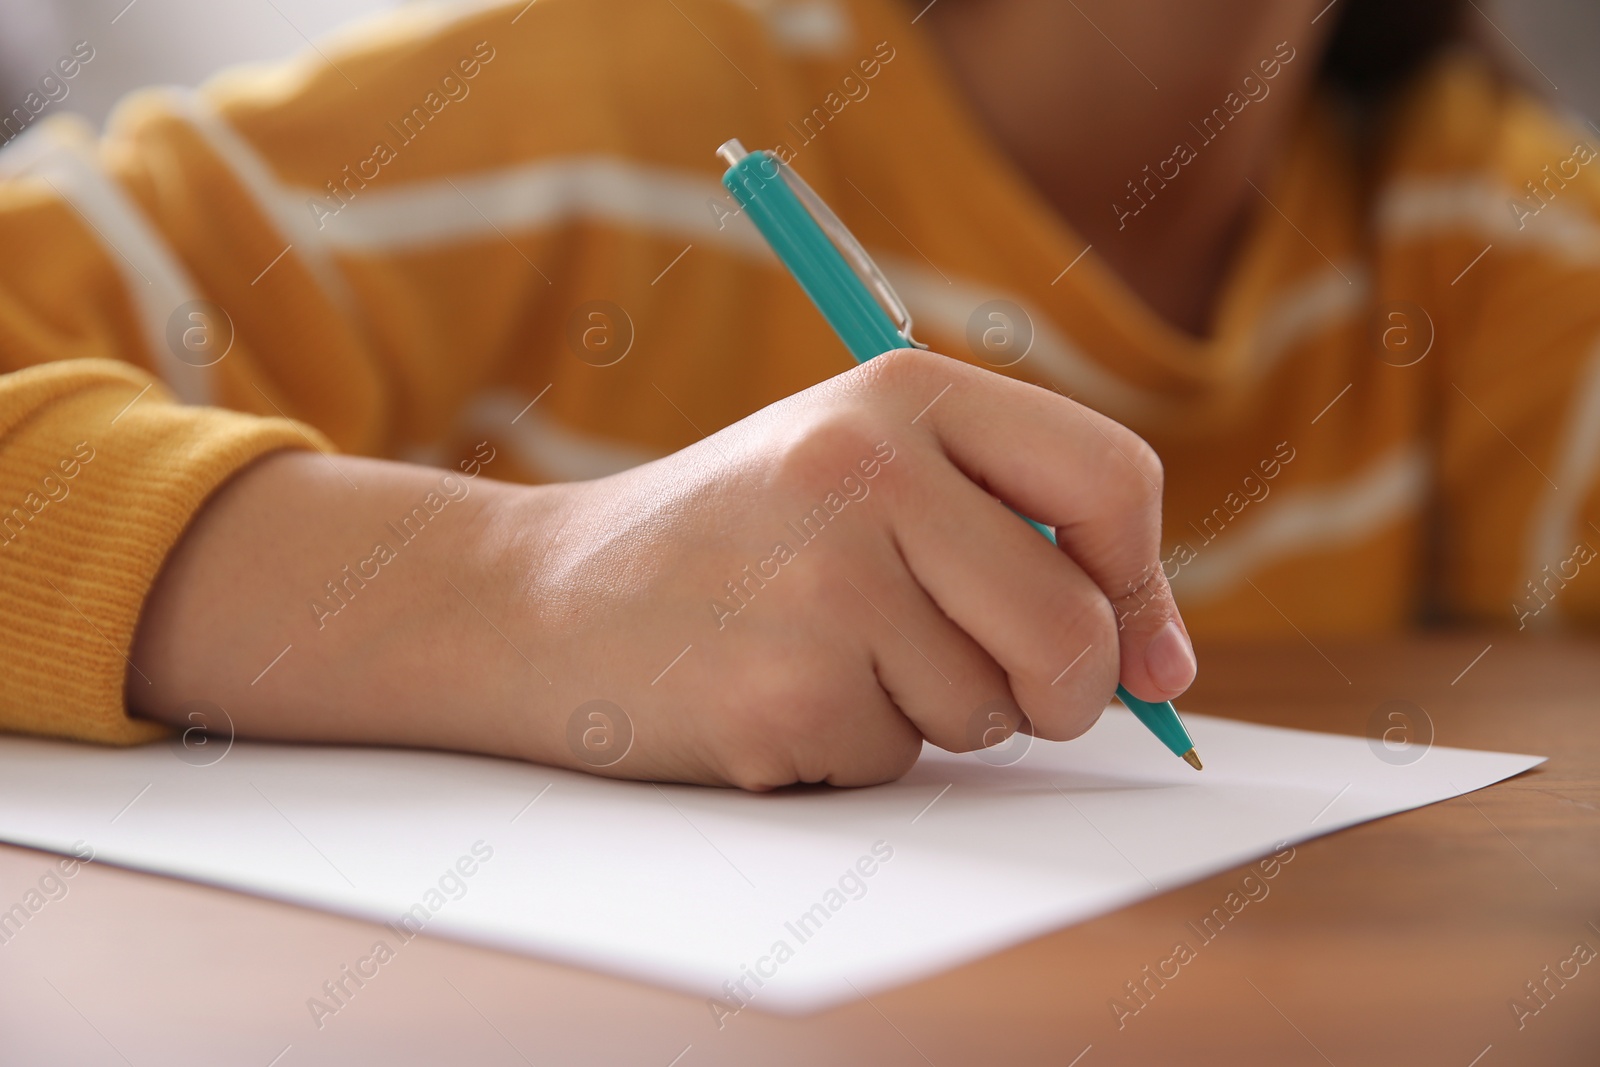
[716,140,1202,771]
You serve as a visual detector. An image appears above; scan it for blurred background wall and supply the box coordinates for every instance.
[1,0,1597,139]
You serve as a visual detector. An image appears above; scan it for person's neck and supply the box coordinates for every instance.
[921,0,1328,338]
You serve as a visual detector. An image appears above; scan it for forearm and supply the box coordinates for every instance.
[129,450,564,759]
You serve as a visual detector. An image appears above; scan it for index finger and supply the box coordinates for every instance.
[855,350,1197,703]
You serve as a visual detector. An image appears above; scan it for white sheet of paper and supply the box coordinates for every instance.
[0,708,1541,1013]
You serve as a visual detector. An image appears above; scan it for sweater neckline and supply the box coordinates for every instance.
[873,0,1350,400]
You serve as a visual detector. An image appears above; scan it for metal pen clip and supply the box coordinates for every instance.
[717,139,928,350]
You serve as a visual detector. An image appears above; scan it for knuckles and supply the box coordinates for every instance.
[1122,433,1165,496]
[849,346,946,397]
[770,409,890,492]
[765,406,911,533]
[1098,426,1164,515]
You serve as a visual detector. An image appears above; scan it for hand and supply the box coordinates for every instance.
[132,349,1194,788]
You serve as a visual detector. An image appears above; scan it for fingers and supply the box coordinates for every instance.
[854,350,1197,704]
[743,681,927,790]
[699,636,926,790]
[887,458,1121,741]
[832,529,1017,755]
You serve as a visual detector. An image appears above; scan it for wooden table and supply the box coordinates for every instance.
[2,637,1595,1065]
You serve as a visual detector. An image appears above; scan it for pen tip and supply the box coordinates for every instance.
[1182,749,1203,771]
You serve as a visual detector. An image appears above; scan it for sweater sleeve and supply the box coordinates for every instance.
[0,360,321,743]
[0,8,556,743]
[1414,78,1600,632]
[0,66,355,744]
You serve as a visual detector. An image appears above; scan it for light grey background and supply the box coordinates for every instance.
[0,0,402,130]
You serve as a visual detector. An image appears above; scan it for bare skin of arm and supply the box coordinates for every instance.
[131,352,1196,788]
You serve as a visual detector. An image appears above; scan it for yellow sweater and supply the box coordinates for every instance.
[2,0,1598,746]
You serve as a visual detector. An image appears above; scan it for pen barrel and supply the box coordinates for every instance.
[1115,685,1197,758]
[719,145,1197,766]
[721,152,909,363]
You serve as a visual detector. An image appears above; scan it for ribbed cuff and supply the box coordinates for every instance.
[0,359,327,744]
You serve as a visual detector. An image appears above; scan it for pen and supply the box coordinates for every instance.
[716,139,1203,771]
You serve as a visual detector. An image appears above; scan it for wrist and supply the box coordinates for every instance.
[130,449,559,758]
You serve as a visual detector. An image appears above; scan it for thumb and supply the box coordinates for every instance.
[1106,564,1197,703]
